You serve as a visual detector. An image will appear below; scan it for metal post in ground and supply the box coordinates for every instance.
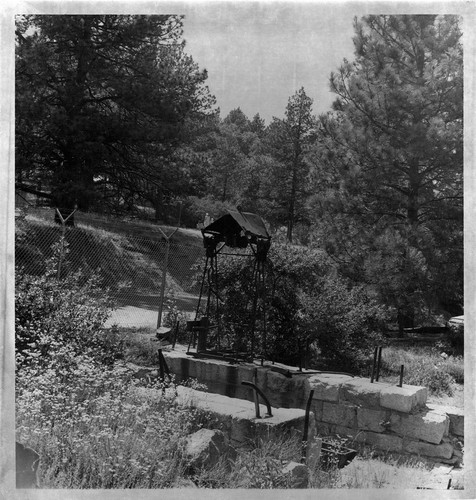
[398,365,404,387]
[370,346,378,383]
[302,389,315,464]
[55,208,76,279]
[375,346,383,381]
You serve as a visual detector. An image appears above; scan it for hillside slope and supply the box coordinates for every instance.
[16,208,205,296]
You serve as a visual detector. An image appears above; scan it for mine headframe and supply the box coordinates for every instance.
[187,209,271,361]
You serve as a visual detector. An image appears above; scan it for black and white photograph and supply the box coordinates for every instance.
[1,0,474,497]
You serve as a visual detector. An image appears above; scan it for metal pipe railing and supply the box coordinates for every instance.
[241,380,273,418]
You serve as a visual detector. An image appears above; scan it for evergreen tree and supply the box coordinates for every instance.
[311,15,463,328]
[15,15,215,221]
[265,87,317,242]
[205,108,266,207]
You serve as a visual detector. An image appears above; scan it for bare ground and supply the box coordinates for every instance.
[427,382,464,409]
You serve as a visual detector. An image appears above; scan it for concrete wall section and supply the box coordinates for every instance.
[165,351,310,408]
[174,386,316,446]
[161,351,463,464]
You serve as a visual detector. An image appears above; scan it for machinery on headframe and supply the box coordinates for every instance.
[187,209,271,361]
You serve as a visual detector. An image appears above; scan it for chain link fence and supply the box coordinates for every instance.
[15,206,205,330]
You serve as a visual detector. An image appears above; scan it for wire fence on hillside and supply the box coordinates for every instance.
[15,206,205,330]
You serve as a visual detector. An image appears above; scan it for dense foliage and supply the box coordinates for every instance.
[15,15,215,219]
[214,243,387,372]
[16,364,205,487]
[15,246,203,487]
[310,15,463,328]
[15,243,123,370]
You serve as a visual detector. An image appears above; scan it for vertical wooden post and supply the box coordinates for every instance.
[375,346,383,381]
[253,368,260,419]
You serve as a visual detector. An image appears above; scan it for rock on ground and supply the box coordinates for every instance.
[183,428,234,472]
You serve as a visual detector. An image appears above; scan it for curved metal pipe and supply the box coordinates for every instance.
[241,381,273,417]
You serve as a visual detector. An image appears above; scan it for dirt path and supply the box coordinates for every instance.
[106,292,198,328]
[427,383,464,409]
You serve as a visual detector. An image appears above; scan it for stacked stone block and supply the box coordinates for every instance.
[307,373,463,464]
[162,351,463,464]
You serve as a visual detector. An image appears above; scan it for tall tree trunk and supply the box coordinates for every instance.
[407,158,420,226]
[287,166,297,243]
[154,191,164,222]
[221,172,228,202]
[287,140,301,242]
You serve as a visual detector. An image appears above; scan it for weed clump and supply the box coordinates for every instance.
[380,346,463,396]
[15,246,202,487]
[15,242,123,370]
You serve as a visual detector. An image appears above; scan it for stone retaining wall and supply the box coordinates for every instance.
[161,352,464,463]
[163,351,310,408]
[308,373,463,465]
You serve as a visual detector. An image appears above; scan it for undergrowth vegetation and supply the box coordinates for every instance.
[215,243,388,372]
[17,366,204,488]
[15,242,122,370]
[15,237,463,488]
[379,345,463,396]
[15,249,203,488]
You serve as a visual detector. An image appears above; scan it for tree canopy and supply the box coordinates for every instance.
[310,14,463,327]
[16,15,215,219]
[264,88,317,242]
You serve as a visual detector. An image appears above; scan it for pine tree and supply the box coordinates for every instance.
[15,15,215,220]
[312,15,463,328]
[265,87,317,242]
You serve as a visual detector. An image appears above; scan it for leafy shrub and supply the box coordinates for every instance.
[16,359,201,488]
[380,346,459,396]
[441,356,464,384]
[213,244,328,363]
[162,298,190,342]
[214,243,387,371]
[300,276,387,372]
[15,242,122,370]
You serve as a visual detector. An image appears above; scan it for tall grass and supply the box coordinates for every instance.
[337,448,434,489]
[379,345,463,396]
[192,432,303,488]
[16,361,203,488]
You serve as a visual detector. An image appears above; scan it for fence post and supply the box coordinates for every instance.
[55,208,76,279]
[156,227,178,330]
